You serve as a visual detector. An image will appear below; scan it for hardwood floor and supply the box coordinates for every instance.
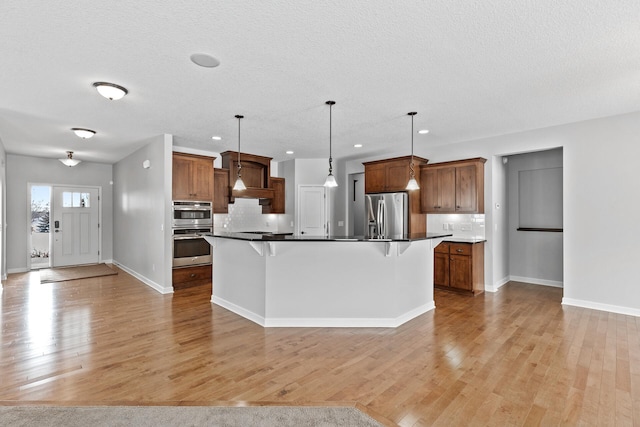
[1,268,638,426]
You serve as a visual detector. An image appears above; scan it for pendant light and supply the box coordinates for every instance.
[324,100,338,188]
[59,151,81,167]
[233,114,247,191]
[406,112,420,191]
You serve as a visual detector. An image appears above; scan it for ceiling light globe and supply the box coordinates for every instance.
[93,82,128,100]
[71,128,96,139]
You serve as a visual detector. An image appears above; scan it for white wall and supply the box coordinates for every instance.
[507,148,563,287]
[377,111,640,316]
[0,138,6,281]
[113,134,172,293]
[5,154,113,273]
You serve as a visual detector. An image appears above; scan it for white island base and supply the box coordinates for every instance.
[210,237,444,328]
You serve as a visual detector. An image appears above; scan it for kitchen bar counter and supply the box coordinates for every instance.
[212,231,452,242]
[207,233,450,328]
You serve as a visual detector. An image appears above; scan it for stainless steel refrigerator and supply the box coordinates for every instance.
[364,192,409,238]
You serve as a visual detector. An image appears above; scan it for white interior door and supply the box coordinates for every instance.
[297,186,326,236]
[52,186,100,267]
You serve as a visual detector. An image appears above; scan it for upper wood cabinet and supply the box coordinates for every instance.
[420,158,486,214]
[363,155,429,193]
[363,155,429,234]
[172,152,215,201]
[213,168,230,213]
[221,151,271,190]
[269,177,285,214]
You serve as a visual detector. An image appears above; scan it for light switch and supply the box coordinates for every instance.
[338,221,344,226]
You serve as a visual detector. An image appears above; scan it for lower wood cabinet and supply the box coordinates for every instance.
[434,241,484,295]
[172,265,212,290]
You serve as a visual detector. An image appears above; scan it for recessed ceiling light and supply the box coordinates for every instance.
[286,150,294,154]
[354,144,363,148]
[211,136,222,140]
[190,53,221,68]
[418,129,430,134]
[93,82,128,100]
[71,128,96,139]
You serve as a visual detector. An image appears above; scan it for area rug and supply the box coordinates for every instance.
[0,405,384,427]
[39,263,118,283]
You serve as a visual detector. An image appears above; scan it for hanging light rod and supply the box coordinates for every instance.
[324,100,338,188]
[406,112,420,191]
[233,114,246,191]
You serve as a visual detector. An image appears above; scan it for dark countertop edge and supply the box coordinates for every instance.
[212,232,453,242]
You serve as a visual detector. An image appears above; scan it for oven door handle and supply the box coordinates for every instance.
[173,235,203,240]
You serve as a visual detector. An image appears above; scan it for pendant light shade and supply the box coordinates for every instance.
[233,115,247,191]
[92,82,128,100]
[324,101,338,188]
[406,112,419,191]
[59,151,81,167]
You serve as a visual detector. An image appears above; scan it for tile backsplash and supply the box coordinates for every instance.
[427,214,485,239]
[214,198,293,233]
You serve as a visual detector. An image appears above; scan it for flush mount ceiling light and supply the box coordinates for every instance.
[190,53,221,68]
[211,136,222,140]
[406,112,420,191]
[354,144,363,148]
[323,100,338,188]
[92,82,128,100]
[59,151,81,167]
[71,127,96,139]
[286,150,294,155]
[232,114,246,191]
[418,129,430,134]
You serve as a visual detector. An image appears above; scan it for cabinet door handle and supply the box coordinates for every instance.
[190,273,196,278]
[456,249,464,253]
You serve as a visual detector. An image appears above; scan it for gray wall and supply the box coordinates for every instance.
[6,154,113,272]
[0,138,6,280]
[113,134,172,293]
[507,148,563,285]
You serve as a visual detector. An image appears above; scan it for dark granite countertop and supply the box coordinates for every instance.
[211,231,453,242]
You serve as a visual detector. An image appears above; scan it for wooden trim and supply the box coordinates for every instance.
[517,227,563,232]
[419,157,486,168]
[362,155,429,166]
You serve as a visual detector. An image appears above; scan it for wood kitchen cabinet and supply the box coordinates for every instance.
[172,265,212,290]
[221,151,272,191]
[363,155,429,193]
[363,155,429,234]
[420,158,486,214]
[434,241,484,295]
[268,177,285,214]
[172,152,215,201]
[213,168,230,213]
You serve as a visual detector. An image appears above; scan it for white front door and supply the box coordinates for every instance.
[52,186,100,267]
[297,185,327,236]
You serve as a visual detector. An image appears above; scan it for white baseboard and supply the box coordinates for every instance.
[509,275,563,288]
[112,261,173,294]
[562,298,640,318]
[486,275,510,293]
[211,296,435,328]
[7,267,28,274]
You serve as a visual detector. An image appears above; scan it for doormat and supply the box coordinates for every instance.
[39,263,118,283]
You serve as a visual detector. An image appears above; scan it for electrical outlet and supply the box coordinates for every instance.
[448,224,455,230]
[461,223,472,231]
[443,223,448,230]
[338,221,344,227]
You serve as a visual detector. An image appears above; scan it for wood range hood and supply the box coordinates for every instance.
[221,151,274,201]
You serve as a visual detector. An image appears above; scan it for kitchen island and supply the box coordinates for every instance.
[205,232,451,328]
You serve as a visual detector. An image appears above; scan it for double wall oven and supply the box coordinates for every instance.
[172,201,212,267]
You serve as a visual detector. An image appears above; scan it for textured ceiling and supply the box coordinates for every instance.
[1,0,639,164]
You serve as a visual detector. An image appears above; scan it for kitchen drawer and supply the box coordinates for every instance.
[435,242,450,254]
[448,243,472,255]
[172,265,212,290]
